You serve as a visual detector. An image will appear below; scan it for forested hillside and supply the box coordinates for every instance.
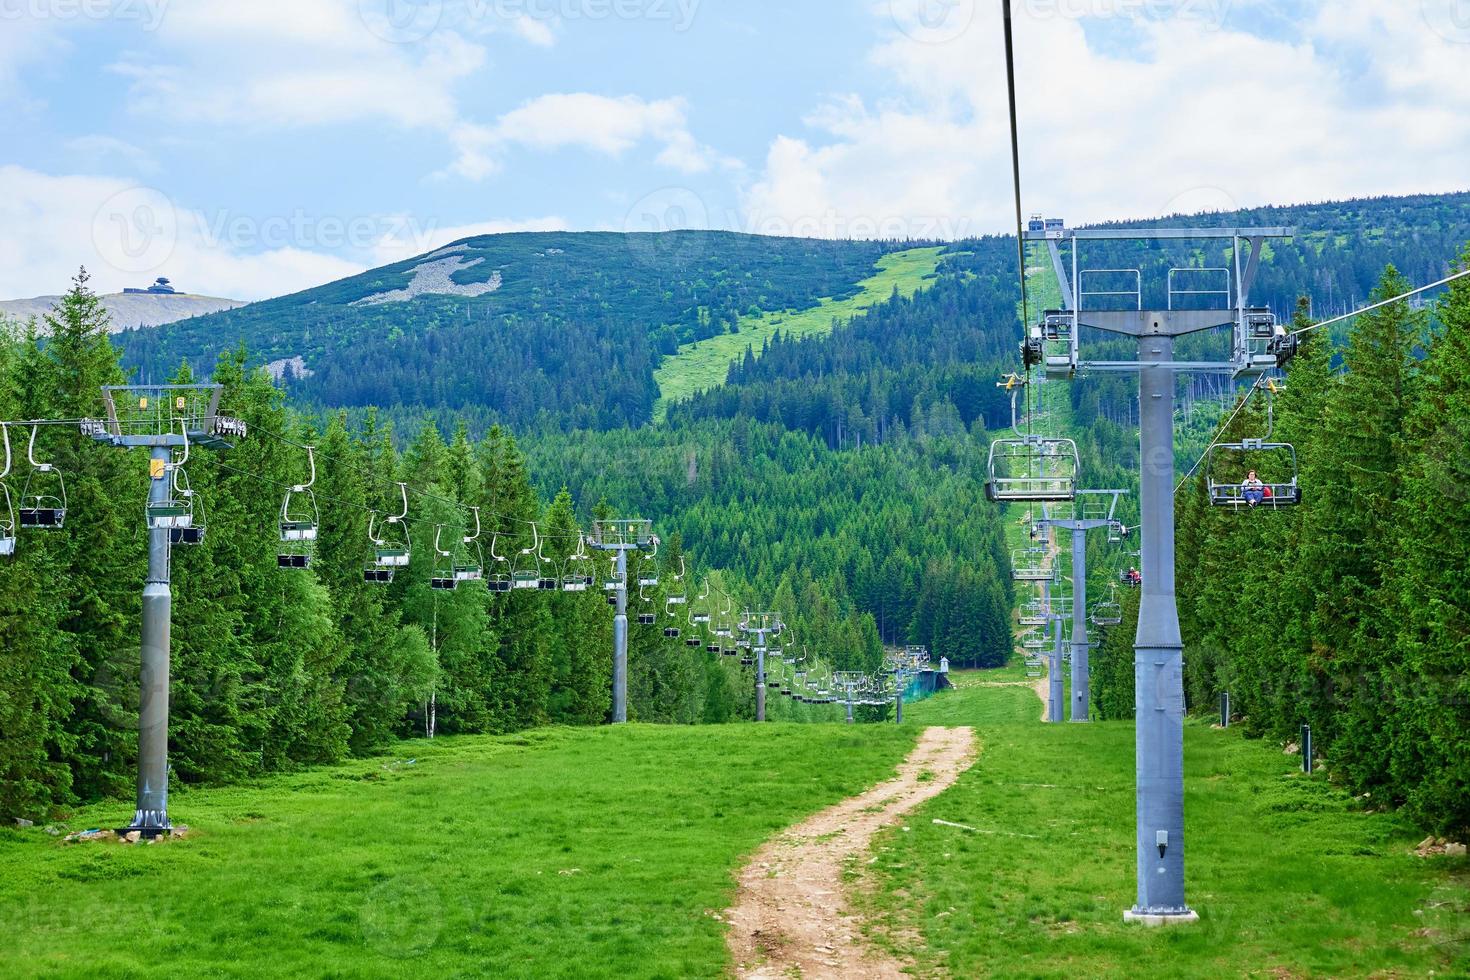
[0,274,885,819]
[119,232,909,430]
[117,193,1470,437]
[523,420,1015,661]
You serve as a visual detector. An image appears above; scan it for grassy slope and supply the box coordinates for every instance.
[0,724,915,980]
[904,666,1039,727]
[866,676,1469,978]
[651,246,946,419]
[5,675,1462,978]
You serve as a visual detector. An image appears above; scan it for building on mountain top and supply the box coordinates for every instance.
[123,277,179,295]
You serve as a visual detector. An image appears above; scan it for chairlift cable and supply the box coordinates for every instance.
[1173,377,1266,495]
[1000,0,1034,438]
[1288,267,1470,338]
[1173,268,1470,496]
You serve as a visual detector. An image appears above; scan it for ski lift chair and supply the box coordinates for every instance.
[664,557,687,614]
[603,554,624,594]
[561,534,594,591]
[1040,310,1077,379]
[511,528,542,590]
[0,425,15,555]
[455,507,485,583]
[1238,309,1301,375]
[277,447,319,569]
[0,489,12,556]
[430,525,460,591]
[486,532,513,593]
[365,485,412,583]
[637,556,659,588]
[521,525,557,590]
[1012,548,1055,582]
[1206,439,1303,509]
[17,425,67,528]
[165,467,206,545]
[1090,600,1123,627]
[635,576,658,625]
[985,434,1079,503]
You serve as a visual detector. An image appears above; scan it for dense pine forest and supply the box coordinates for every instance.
[3,192,1469,840]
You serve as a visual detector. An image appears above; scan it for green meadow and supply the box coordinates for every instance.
[2,671,1463,978]
[869,675,1469,978]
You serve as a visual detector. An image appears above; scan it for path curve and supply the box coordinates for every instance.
[725,726,977,979]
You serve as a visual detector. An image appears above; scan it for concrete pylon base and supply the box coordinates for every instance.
[1123,908,1199,926]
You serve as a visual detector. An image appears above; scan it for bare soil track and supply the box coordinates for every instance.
[725,726,977,979]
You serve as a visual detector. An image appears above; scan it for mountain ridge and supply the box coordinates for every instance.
[0,291,244,332]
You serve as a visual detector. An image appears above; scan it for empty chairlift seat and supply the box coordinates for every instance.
[17,425,67,528]
[278,447,320,570]
[986,435,1079,503]
[1090,600,1123,627]
[1011,547,1056,582]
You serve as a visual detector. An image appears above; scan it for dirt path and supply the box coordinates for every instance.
[1032,670,1050,721]
[725,726,977,979]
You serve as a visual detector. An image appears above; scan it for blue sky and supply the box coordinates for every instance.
[2,0,1469,300]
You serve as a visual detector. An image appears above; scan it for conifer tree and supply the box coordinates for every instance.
[1298,267,1422,787]
[1384,248,1470,835]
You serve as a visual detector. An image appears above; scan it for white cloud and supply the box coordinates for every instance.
[0,165,572,302]
[94,0,706,182]
[446,93,722,180]
[508,13,558,47]
[744,1,1470,238]
[0,18,69,112]
[0,166,383,302]
[108,6,482,132]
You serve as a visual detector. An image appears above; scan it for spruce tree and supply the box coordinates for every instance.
[1385,248,1470,835]
[1298,267,1422,788]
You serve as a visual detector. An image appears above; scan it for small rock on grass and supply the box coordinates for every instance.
[1413,836,1468,858]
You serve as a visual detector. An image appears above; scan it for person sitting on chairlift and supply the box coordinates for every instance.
[1242,470,1267,507]
[1125,567,1141,587]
